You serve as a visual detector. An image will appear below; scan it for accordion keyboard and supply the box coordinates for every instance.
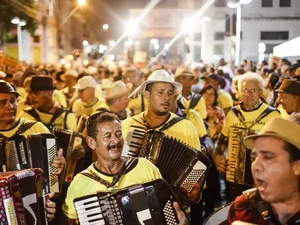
[74,196,105,225]
[227,128,239,183]
[180,161,207,192]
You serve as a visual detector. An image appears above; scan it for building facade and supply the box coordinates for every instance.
[189,0,300,64]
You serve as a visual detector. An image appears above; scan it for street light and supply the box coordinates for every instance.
[227,0,252,65]
[78,0,86,6]
[11,17,26,61]
[109,40,115,47]
[103,24,109,30]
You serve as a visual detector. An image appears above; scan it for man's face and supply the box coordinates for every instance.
[0,93,17,124]
[115,95,130,112]
[239,80,262,108]
[78,87,94,103]
[88,120,124,162]
[204,78,219,90]
[145,83,175,115]
[123,71,140,87]
[277,92,296,113]
[251,136,300,203]
[28,90,53,109]
[175,75,194,92]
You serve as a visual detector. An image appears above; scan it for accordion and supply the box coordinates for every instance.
[0,133,60,193]
[53,128,83,184]
[226,127,253,186]
[76,115,88,133]
[74,179,178,225]
[0,168,48,225]
[127,130,211,207]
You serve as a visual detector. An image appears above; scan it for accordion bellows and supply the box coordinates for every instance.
[128,130,211,207]
[74,179,178,225]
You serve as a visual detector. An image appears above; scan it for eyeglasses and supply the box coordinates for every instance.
[241,89,261,95]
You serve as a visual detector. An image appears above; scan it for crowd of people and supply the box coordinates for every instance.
[0,54,300,225]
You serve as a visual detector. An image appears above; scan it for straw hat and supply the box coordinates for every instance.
[128,69,182,98]
[244,117,300,150]
[105,81,133,100]
[174,65,194,79]
[61,69,78,81]
[73,76,97,90]
[275,79,300,96]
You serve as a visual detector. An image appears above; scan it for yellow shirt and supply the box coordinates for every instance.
[184,109,207,138]
[122,112,201,151]
[128,93,147,115]
[183,93,207,119]
[62,158,162,219]
[18,108,77,131]
[222,103,280,137]
[72,98,104,120]
[218,89,234,110]
[0,118,50,138]
[277,105,290,119]
[98,102,133,121]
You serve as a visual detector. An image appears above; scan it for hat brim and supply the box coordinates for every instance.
[106,83,133,100]
[174,73,194,79]
[29,87,56,91]
[128,80,182,98]
[61,74,77,81]
[244,132,300,150]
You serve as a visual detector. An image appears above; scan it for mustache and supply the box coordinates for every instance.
[108,142,122,150]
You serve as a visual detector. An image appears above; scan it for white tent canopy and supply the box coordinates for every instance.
[273,36,300,58]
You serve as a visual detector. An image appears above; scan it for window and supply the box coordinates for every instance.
[265,44,280,54]
[214,0,226,7]
[214,45,224,55]
[194,33,202,41]
[214,32,225,40]
[261,31,289,40]
[262,0,273,7]
[194,45,201,62]
[280,0,291,7]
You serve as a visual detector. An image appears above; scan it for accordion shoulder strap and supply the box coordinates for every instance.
[24,107,65,129]
[80,157,139,188]
[189,93,202,110]
[159,116,184,131]
[231,105,277,130]
[0,120,37,139]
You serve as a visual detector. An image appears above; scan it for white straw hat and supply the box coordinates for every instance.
[128,69,182,98]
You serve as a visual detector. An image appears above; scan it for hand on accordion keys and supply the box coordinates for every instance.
[51,148,66,175]
[45,192,56,222]
[213,154,229,173]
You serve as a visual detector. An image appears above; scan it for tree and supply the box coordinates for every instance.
[0,0,38,46]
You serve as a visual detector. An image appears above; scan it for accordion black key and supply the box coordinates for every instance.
[0,168,48,225]
[0,133,60,193]
[53,128,83,184]
[74,179,178,225]
[128,130,211,207]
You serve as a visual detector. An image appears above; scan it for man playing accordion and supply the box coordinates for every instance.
[62,111,188,225]
[0,80,66,222]
[213,72,280,202]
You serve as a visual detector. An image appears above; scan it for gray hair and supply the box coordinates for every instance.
[237,72,264,93]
